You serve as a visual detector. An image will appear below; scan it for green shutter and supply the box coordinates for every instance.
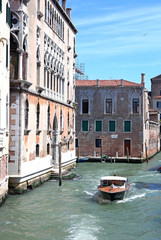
[82,121,88,131]
[6,44,8,68]
[0,0,2,12]
[109,121,115,132]
[124,121,131,132]
[6,3,10,25]
[96,121,102,131]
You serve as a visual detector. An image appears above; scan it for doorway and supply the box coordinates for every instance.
[124,139,131,156]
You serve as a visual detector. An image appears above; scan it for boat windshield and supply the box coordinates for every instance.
[101,180,126,187]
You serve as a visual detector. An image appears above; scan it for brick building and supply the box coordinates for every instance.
[9,0,77,192]
[75,74,160,162]
[0,0,10,202]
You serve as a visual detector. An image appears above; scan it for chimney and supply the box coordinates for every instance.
[141,73,145,87]
[62,0,66,11]
[96,79,99,87]
[66,8,71,18]
[121,79,123,86]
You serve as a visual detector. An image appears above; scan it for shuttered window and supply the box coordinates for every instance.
[124,121,131,132]
[82,120,88,132]
[109,120,115,132]
[96,120,102,132]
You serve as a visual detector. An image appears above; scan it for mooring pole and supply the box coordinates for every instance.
[59,142,62,186]
[127,147,129,163]
[145,143,149,163]
[101,145,103,162]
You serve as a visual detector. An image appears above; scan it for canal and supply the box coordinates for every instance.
[0,153,161,240]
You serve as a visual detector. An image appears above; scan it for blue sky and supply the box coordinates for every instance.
[67,0,161,90]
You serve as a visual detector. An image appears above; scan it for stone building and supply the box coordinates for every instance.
[0,0,10,203]
[150,74,161,148]
[75,74,160,162]
[9,0,77,193]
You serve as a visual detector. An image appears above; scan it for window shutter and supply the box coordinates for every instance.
[6,3,10,25]
[96,121,102,131]
[109,121,115,132]
[124,121,131,132]
[82,121,88,131]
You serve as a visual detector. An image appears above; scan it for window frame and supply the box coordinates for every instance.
[105,98,112,114]
[132,98,139,114]
[157,102,161,108]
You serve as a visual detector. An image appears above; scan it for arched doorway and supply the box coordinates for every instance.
[52,114,58,167]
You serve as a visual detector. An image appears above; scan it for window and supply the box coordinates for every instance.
[95,120,102,132]
[82,120,88,132]
[75,138,78,148]
[124,121,131,132]
[47,143,50,155]
[133,98,139,113]
[68,112,70,132]
[157,102,161,108]
[82,99,89,114]
[25,99,29,129]
[106,98,112,113]
[36,144,39,157]
[95,139,101,148]
[6,95,9,130]
[6,44,8,68]
[47,105,50,130]
[109,120,115,132]
[60,109,63,133]
[36,102,40,129]
[0,0,2,12]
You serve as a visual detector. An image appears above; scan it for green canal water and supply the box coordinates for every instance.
[0,154,161,240]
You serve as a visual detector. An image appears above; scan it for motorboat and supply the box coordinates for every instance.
[98,176,130,201]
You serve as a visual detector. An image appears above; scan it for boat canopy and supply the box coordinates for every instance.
[100,176,127,181]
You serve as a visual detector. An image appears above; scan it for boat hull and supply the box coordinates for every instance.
[98,183,130,201]
[99,189,128,201]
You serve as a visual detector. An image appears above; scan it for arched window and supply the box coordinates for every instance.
[104,94,114,114]
[36,144,39,157]
[25,99,29,129]
[132,98,139,113]
[36,102,40,130]
[81,96,90,114]
[131,93,140,114]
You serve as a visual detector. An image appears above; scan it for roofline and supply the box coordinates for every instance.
[53,0,78,34]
